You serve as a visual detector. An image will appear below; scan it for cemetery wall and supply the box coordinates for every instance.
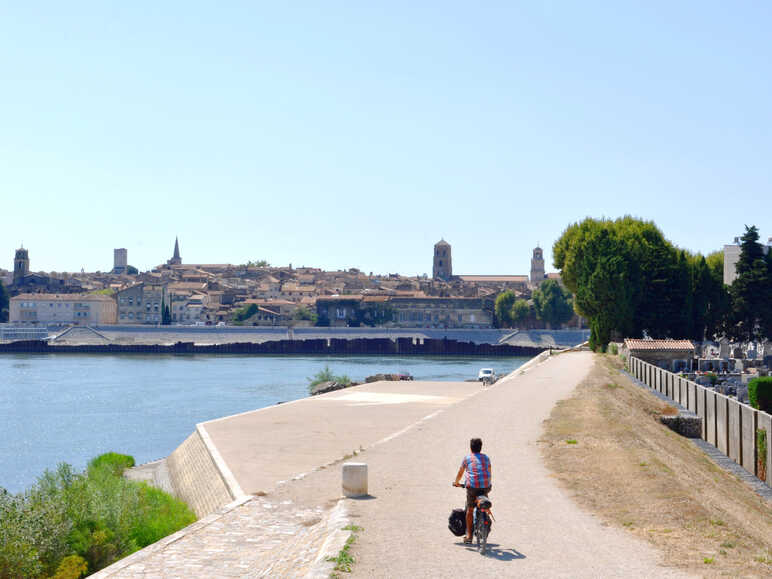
[629,356,772,488]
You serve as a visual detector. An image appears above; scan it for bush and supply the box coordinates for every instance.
[608,343,618,356]
[88,453,135,477]
[749,377,772,413]
[308,365,352,393]
[0,454,195,577]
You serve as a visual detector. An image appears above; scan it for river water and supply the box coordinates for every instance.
[0,353,527,493]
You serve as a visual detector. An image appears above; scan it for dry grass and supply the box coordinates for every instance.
[541,354,772,577]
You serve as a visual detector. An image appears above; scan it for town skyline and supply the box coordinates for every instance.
[2,3,770,276]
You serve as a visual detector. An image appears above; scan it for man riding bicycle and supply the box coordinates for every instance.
[453,437,492,544]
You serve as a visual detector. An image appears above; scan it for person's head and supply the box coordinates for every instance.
[470,438,483,453]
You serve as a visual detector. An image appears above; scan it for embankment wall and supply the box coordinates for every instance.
[630,356,771,487]
[0,337,545,356]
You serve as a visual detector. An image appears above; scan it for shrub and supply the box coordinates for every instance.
[757,429,768,482]
[88,453,135,477]
[0,454,195,577]
[608,343,618,356]
[706,372,718,386]
[748,377,772,413]
[308,365,352,393]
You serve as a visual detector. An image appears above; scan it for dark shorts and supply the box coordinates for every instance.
[466,486,491,510]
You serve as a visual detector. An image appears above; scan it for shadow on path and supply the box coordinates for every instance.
[455,541,526,562]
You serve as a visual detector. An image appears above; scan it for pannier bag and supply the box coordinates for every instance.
[448,508,466,536]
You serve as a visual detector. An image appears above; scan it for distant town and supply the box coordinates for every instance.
[2,238,573,329]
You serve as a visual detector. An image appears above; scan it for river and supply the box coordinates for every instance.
[0,353,527,493]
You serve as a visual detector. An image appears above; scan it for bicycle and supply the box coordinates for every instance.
[453,483,493,554]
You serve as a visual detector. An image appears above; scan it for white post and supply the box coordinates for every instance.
[342,462,368,497]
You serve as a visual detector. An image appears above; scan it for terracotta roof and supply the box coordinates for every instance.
[624,339,695,351]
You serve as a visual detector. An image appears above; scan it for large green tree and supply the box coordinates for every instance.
[553,216,730,349]
[494,290,516,327]
[532,279,573,328]
[727,225,772,342]
[510,299,532,326]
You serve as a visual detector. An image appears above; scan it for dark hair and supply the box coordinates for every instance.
[470,438,482,453]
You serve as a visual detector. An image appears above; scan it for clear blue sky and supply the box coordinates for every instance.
[1,1,769,276]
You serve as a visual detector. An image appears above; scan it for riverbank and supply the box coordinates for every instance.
[0,336,546,356]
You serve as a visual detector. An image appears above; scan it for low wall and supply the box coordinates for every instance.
[165,428,237,517]
[0,337,545,357]
[629,356,772,487]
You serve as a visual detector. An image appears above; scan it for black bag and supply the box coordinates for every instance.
[448,508,466,536]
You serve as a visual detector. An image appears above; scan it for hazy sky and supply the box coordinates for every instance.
[1,1,769,276]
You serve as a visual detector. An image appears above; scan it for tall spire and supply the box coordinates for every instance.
[167,237,182,265]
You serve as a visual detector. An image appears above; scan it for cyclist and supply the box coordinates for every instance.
[453,437,492,544]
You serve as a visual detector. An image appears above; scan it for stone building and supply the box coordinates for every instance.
[113,248,128,274]
[116,282,167,324]
[621,339,696,372]
[530,246,545,286]
[10,293,117,325]
[13,248,29,284]
[167,237,182,266]
[433,239,452,280]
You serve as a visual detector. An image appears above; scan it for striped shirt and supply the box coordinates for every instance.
[461,452,491,489]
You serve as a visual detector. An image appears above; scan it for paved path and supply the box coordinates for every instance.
[278,352,692,577]
[98,352,692,577]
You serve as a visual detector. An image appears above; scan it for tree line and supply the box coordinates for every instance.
[553,217,771,350]
[494,278,574,329]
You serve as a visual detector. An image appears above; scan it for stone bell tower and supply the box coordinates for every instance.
[433,239,452,280]
[530,245,545,286]
[13,247,30,284]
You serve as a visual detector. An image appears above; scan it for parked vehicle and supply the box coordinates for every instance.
[478,368,496,382]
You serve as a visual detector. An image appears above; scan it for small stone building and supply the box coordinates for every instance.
[622,339,696,371]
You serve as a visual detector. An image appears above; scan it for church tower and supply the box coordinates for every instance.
[13,247,29,284]
[530,246,545,286]
[433,239,452,280]
[167,237,182,266]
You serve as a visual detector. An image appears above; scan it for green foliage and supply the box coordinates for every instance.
[162,303,171,325]
[88,453,135,477]
[89,288,116,295]
[757,429,767,481]
[532,279,574,328]
[232,303,258,322]
[52,554,88,578]
[125,265,139,275]
[241,259,270,268]
[293,306,318,324]
[748,377,772,413]
[727,226,772,342]
[553,216,732,349]
[494,290,516,327]
[608,343,618,356]
[0,280,7,323]
[308,365,351,392]
[0,454,195,578]
[510,299,531,325]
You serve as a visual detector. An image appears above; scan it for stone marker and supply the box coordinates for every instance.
[342,462,368,497]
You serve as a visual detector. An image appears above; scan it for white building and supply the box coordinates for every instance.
[724,234,772,285]
[10,293,117,325]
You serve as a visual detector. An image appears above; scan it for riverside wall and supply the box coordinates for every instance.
[165,427,239,518]
[0,337,545,356]
[630,356,772,486]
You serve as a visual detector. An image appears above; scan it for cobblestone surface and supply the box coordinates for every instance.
[92,495,349,578]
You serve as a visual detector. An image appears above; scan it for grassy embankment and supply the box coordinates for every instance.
[541,354,772,576]
[0,452,196,578]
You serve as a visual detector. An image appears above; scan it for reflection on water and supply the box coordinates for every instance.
[0,353,527,493]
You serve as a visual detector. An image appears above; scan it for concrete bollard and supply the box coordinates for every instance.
[342,462,368,497]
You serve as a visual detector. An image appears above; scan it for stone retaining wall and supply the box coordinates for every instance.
[165,428,236,517]
[630,356,772,486]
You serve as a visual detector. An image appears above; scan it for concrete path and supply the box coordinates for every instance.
[278,352,692,578]
[203,380,479,496]
[99,352,692,577]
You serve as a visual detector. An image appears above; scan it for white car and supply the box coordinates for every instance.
[478,368,496,382]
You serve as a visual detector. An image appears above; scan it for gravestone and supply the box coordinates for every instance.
[719,338,730,360]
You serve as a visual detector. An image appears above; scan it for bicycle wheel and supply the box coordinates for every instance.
[479,515,489,555]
